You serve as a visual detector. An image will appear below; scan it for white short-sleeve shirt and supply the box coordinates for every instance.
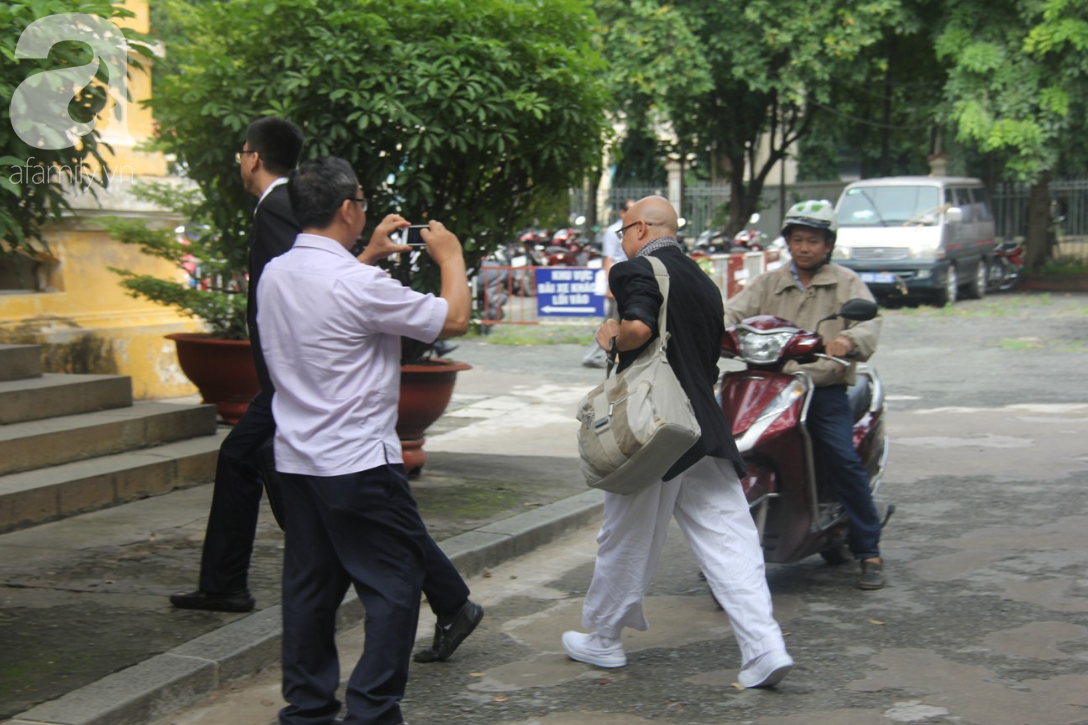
[257,233,448,476]
[601,218,628,263]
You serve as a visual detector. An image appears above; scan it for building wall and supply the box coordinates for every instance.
[0,0,203,400]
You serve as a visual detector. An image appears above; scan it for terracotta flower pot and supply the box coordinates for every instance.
[165,333,259,425]
[397,359,472,474]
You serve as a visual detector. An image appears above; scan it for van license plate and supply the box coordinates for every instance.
[859,272,897,284]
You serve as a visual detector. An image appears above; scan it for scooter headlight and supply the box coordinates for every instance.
[737,329,796,364]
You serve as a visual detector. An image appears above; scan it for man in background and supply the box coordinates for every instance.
[583,198,636,368]
[170,116,303,613]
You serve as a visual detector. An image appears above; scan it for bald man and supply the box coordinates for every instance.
[562,197,793,688]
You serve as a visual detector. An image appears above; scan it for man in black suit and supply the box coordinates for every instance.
[170,116,305,613]
[171,119,484,666]
[561,196,793,688]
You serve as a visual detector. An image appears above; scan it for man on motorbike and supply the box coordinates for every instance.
[723,200,886,590]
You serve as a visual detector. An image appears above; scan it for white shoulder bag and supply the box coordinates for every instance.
[576,257,701,495]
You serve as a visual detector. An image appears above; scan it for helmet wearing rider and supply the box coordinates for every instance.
[781,199,837,272]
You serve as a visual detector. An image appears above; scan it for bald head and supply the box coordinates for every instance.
[621,196,679,257]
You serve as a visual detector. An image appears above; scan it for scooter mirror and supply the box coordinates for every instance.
[839,298,878,322]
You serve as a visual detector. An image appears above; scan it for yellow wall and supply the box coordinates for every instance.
[0,0,202,400]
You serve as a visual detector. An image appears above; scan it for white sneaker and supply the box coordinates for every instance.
[737,650,794,688]
[561,631,627,668]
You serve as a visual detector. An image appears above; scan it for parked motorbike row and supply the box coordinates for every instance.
[691,213,768,256]
[515,226,602,268]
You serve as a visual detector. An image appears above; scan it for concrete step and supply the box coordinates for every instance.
[0,343,42,381]
[0,428,226,534]
[0,373,133,425]
[0,402,219,477]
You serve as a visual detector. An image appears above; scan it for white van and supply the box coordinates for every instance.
[833,176,997,305]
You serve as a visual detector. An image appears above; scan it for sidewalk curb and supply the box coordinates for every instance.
[7,489,604,725]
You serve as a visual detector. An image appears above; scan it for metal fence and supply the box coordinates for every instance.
[992,178,1088,261]
[600,181,850,242]
[589,178,1088,261]
[473,254,770,325]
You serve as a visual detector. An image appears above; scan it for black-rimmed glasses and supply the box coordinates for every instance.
[616,220,656,240]
[234,149,258,164]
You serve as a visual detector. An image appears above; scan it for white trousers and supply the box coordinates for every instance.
[581,455,786,664]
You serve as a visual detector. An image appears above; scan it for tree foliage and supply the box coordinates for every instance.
[147,0,610,304]
[106,182,249,339]
[937,0,1088,180]
[1,0,149,257]
[597,0,902,234]
[937,0,1088,266]
[798,0,946,181]
[937,1,1055,180]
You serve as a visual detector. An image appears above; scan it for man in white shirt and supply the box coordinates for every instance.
[257,156,470,725]
[583,198,635,368]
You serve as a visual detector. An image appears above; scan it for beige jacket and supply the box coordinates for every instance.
[723,263,882,386]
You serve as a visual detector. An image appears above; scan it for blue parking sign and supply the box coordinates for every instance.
[536,267,605,317]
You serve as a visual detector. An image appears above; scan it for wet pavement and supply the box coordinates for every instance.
[150,397,1088,725]
[3,291,1088,725]
[0,343,603,722]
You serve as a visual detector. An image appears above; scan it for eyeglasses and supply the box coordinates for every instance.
[349,197,368,211]
[234,149,258,164]
[616,220,656,241]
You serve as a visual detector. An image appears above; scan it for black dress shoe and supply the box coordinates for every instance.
[169,589,255,612]
[413,599,484,663]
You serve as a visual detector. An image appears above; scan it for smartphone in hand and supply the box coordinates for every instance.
[397,225,428,246]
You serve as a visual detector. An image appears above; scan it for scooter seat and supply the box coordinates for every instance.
[846,376,873,423]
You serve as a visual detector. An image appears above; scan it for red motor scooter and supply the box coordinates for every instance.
[992,240,1025,291]
[720,299,893,564]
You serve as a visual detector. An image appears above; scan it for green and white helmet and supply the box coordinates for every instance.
[781,199,837,245]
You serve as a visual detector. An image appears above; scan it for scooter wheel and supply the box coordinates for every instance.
[820,545,852,566]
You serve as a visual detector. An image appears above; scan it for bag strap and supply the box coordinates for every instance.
[645,256,671,350]
[605,255,672,378]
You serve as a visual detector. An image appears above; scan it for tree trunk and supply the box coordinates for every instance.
[727,156,748,236]
[586,171,600,234]
[1025,173,1051,270]
[880,37,895,177]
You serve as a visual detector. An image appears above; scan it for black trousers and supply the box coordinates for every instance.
[198,389,275,594]
[196,391,471,615]
[279,465,427,725]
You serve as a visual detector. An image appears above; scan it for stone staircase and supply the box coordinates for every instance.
[0,343,226,534]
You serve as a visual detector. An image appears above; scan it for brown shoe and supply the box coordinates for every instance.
[858,560,885,590]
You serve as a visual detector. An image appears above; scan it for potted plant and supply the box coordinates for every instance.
[106,182,257,424]
[396,335,473,474]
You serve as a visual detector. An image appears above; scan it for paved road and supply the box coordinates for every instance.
[150,292,1088,725]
